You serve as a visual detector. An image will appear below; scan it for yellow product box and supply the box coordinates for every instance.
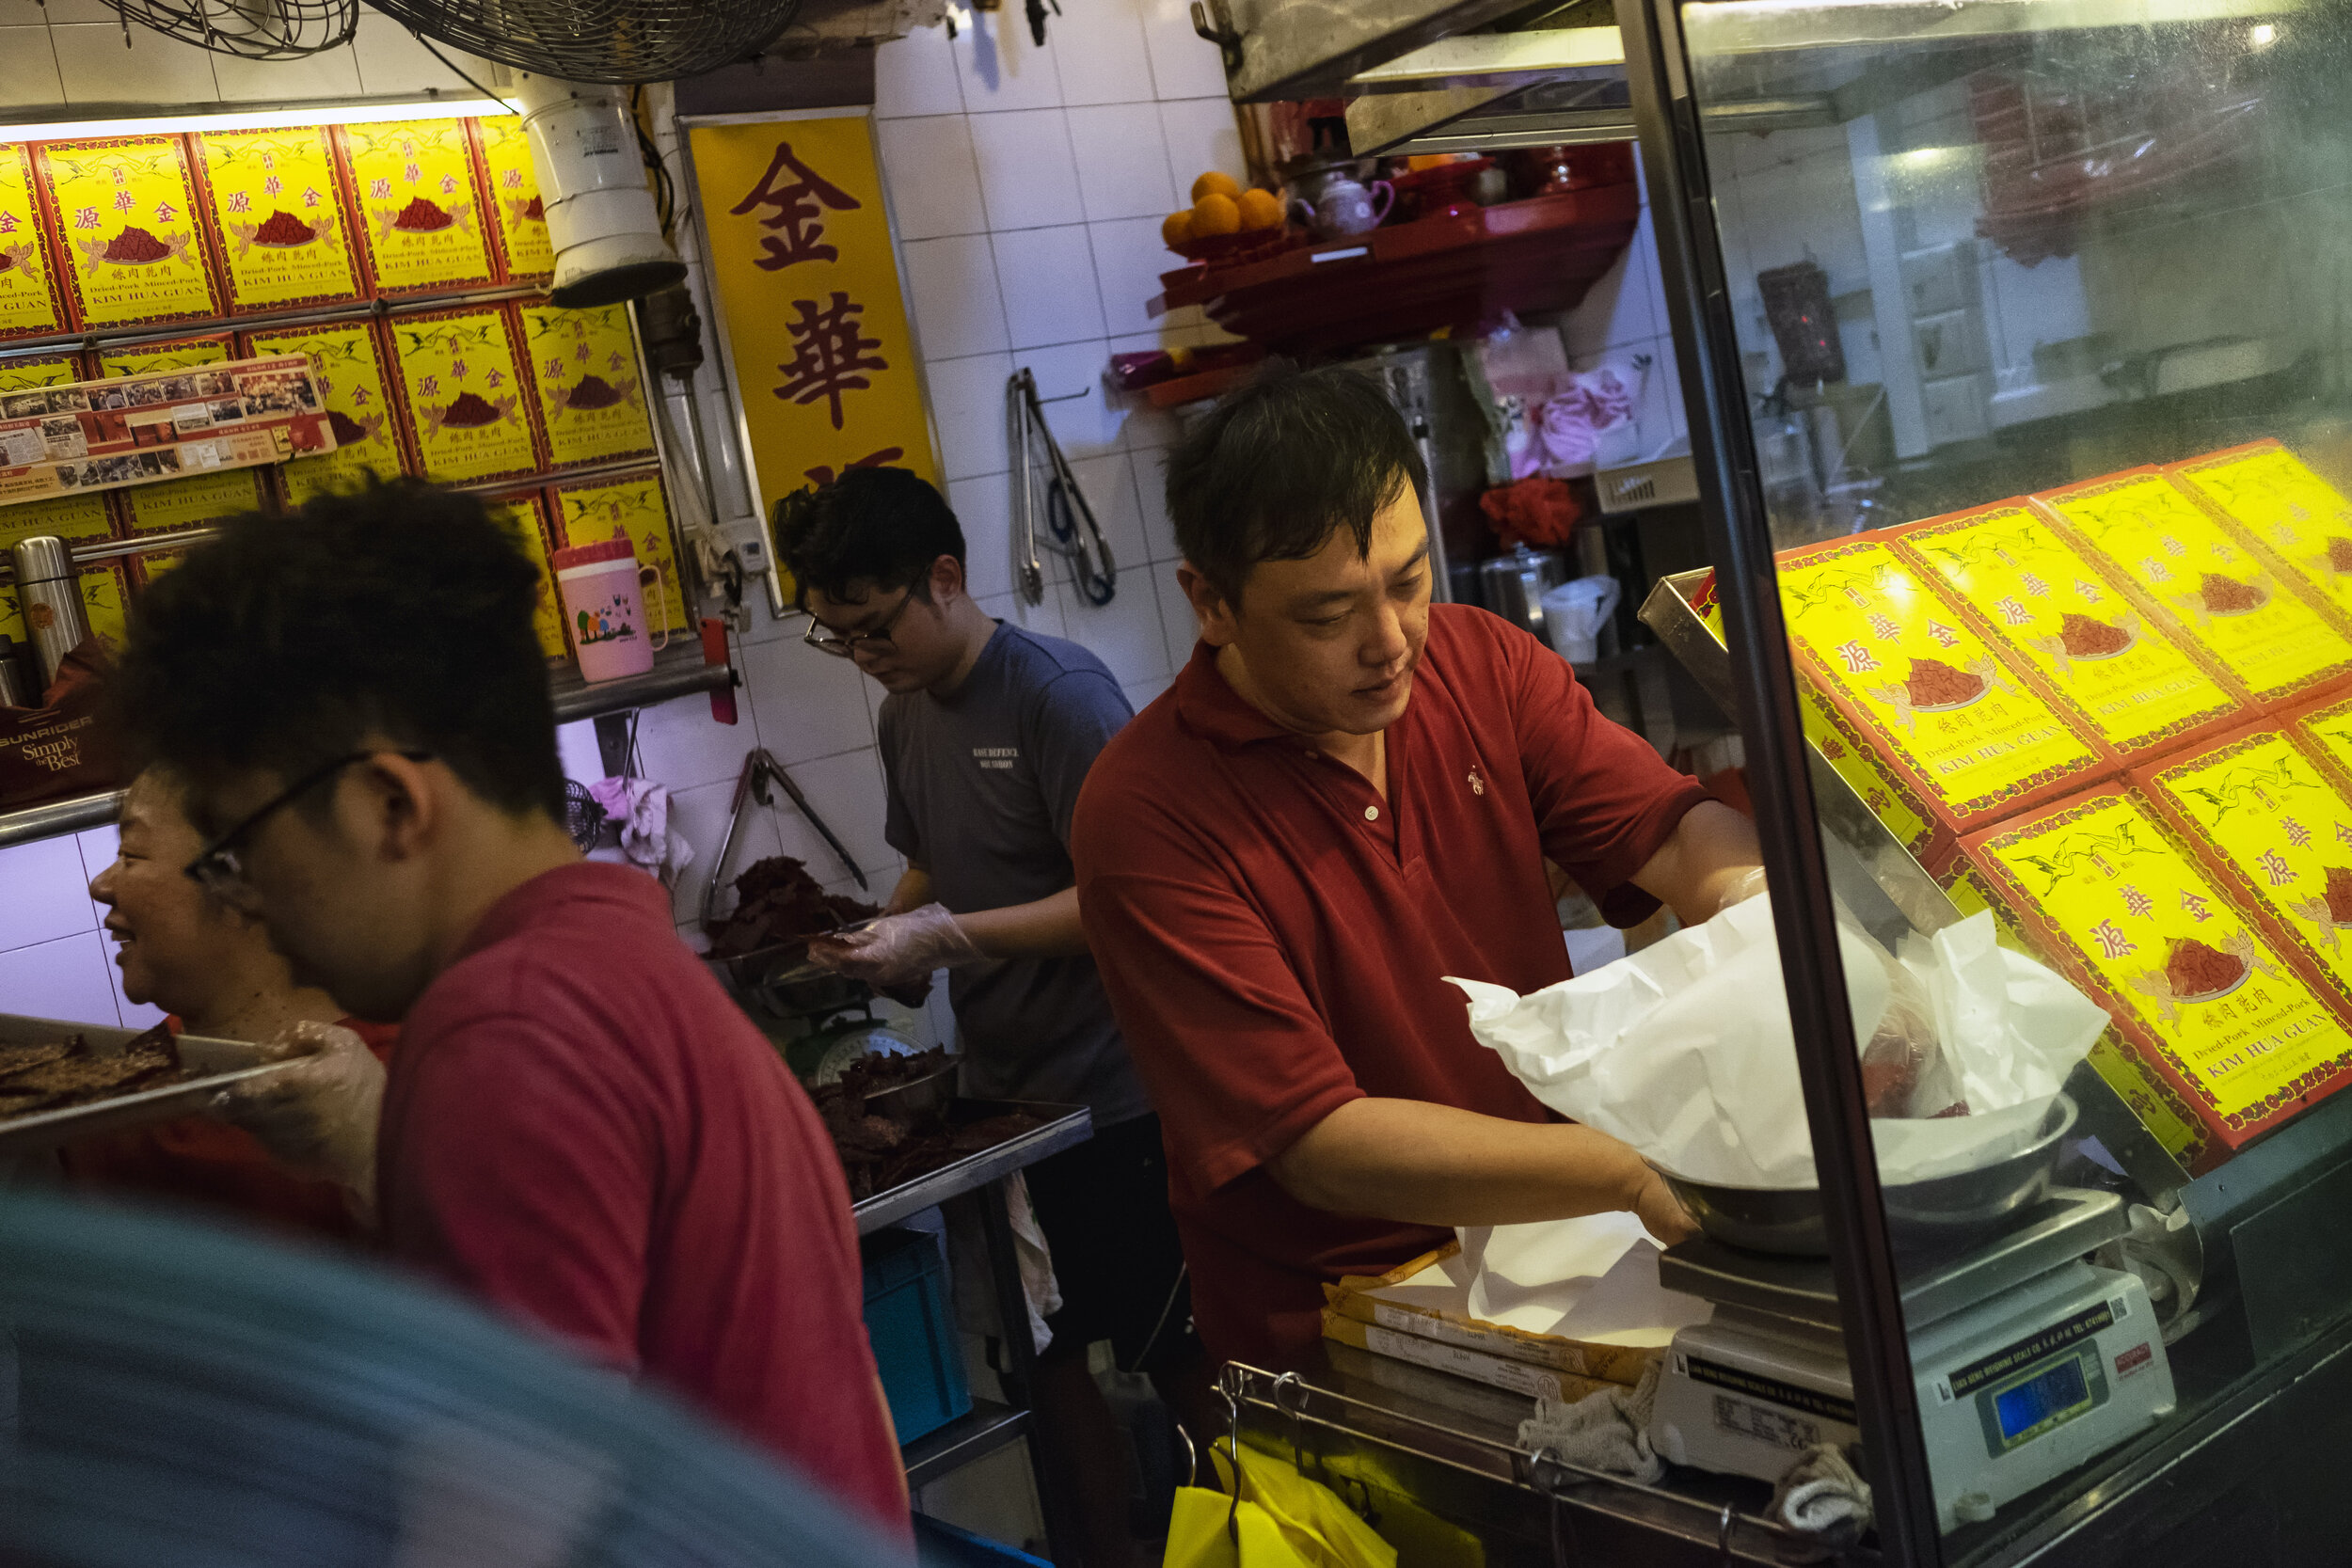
[0,144,69,341]
[553,468,689,635]
[191,125,361,314]
[242,320,407,506]
[1964,785,2352,1156]
[335,120,494,295]
[1680,569,1947,861]
[2135,725,2352,1026]
[1777,536,2112,840]
[0,352,113,550]
[98,337,264,535]
[2169,439,2352,625]
[36,135,221,329]
[386,306,538,484]
[2034,468,2352,708]
[472,117,552,282]
[482,487,569,661]
[1888,501,2249,761]
[1940,857,2214,1172]
[519,301,655,471]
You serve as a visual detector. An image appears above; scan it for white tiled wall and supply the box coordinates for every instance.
[1557,158,1690,459]
[0,826,166,1030]
[0,7,485,111]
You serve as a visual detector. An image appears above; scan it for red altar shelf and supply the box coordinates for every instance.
[1148,183,1641,358]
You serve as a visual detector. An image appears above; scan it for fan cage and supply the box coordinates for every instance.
[367,0,806,86]
[102,0,358,60]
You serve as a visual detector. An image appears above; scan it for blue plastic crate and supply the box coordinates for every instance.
[862,1226,972,1445]
[913,1513,1051,1566]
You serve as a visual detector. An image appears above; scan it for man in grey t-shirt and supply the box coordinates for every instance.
[781,468,1211,1568]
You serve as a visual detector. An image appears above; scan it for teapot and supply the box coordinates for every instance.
[1287,166,1394,240]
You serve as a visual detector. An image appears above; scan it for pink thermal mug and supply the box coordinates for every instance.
[552,531,671,682]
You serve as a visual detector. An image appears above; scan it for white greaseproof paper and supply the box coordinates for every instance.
[1448,901,2109,1189]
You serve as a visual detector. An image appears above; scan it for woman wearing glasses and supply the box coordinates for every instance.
[778,468,1218,1568]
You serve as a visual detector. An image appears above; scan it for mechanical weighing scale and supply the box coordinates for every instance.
[1647,1190,2176,1530]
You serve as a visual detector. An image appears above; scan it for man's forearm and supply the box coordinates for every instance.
[1268,1097,1654,1227]
[957,886,1089,960]
[882,866,931,916]
[1632,800,1763,927]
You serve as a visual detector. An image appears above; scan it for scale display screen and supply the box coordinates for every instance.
[1993,1354,2090,1443]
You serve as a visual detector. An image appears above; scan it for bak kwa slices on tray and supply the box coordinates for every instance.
[0,1025,189,1121]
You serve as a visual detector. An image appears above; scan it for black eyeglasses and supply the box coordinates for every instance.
[183,750,435,899]
[803,588,918,659]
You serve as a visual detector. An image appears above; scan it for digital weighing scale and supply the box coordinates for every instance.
[1648,1190,2176,1530]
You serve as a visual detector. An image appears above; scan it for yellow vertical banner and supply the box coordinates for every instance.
[687,115,939,546]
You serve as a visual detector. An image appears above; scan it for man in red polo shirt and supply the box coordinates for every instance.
[106,482,910,1547]
[1073,368,1762,1369]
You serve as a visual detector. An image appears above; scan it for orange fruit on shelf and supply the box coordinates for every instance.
[1235,187,1283,230]
[1190,192,1241,236]
[1162,210,1195,248]
[1191,170,1242,204]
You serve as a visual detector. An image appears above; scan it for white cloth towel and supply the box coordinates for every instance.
[585,776,693,883]
[1518,1360,1666,1483]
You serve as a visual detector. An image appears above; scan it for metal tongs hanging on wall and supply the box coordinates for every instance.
[1008,367,1116,608]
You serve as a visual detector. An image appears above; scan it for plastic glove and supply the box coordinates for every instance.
[212,1020,385,1214]
[808,903,983,989]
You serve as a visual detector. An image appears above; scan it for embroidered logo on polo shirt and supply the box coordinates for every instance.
[1468,768,1486,796]
[974,746,1019,771]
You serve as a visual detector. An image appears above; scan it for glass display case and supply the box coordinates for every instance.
[1621,0,2352,1560]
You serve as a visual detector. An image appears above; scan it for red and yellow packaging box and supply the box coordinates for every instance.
[334,119,496,296]
[0,351,121,654]
[1775,534,2115,846]
[239,319,409,507]
[552,468,690,637]
[481,486,570,662]
[1961,784,2352,1161]
[2289,689,2352,792]
[1885,501,2250,764]
[0,144,71,342]
[2032,467,2352,709]
[1937,848,2216,1173]
[33,135,222,330]
[2133,722,2352,1028]
[383,305,540,485]
[190,124,364,316]
[518,299,656,472]
[472,116,553,285]
[1685,567,1948,863]
[96,336,265,536]
[2167,439,2352,627]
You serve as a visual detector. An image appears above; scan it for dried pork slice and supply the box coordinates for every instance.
[0,1040,77,1082]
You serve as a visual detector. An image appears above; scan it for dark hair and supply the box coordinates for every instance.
[1162,365,1428,606]
[772,467,966,609]
[108,479,565,824]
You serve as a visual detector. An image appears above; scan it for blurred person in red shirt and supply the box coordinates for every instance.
[61,765,396,1239]
[104,480,911,1548]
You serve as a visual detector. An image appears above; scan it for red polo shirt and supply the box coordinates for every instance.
[1073,604,1707,1368]
[379,863,909,1544]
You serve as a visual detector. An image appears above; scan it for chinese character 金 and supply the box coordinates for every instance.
[804,447,906,487]
[1926,620,1962,649]
[774,292,887,431]
[2074,578,2105,604]
[732,142,862,273]
[2180,890,2213,922]
[2090,918,2136,959]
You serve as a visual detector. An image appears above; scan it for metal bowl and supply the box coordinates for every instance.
[1653,1094,2078,1257]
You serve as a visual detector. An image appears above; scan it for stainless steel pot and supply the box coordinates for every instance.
[1476,546,1567,641]
[8,536,87,689]
[1653,1094,2079,1257]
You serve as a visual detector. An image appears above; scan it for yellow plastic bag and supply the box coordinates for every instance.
[1166,1483,1239,1568]
[1202,1439,1398,1568]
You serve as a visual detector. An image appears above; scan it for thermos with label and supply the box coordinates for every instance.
[8,535,88,691]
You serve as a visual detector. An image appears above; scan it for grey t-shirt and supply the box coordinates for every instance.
[879,622,1152,1127]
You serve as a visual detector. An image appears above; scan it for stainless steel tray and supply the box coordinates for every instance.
[851,1100,1093,1234]
[0,1012,320,1153]
[1654,1093,2078,1257]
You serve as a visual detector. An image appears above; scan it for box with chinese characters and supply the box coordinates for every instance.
[1958,784,2352,1162]
[2168,439,2352,630]
[93,337,273,534]
[237,319,406,507]
[1775,535,2117,846]
[2032,467,2352,711]
[33,135,223,331]
[1885,501,2251,767]
[383,305,539,484]
[1938,854,2217,1173]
